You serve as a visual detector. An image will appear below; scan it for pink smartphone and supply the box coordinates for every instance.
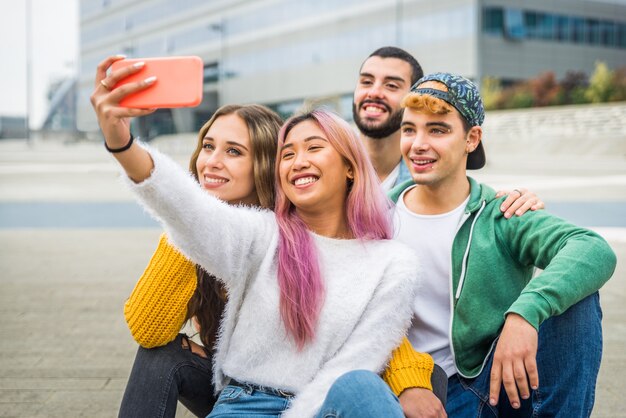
[111,56,204,108]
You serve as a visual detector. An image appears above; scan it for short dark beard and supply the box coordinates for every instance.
[352,101,403,140]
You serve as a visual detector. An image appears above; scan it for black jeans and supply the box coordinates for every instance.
[118,334,216,418]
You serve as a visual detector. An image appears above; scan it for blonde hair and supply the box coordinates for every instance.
[403,80,454,114]
[402,81,471,132]
[189,104,282,209]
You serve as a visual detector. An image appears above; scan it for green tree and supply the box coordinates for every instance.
[585,61,614,103]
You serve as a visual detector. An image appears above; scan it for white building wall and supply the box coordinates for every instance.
[78,0,625,133]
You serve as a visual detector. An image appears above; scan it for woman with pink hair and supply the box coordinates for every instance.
[92,56,420,418]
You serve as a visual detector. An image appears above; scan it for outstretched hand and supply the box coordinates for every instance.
[496,188,544,219]
[90,55,157,182]
[489,313,539,409]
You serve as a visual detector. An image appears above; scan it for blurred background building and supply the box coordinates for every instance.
[0,116,28,139]
[76,0,626,138]
[41,78,79,135]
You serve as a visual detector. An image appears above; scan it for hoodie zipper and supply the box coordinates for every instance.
[455,200,486,301]
[449,199,486,377]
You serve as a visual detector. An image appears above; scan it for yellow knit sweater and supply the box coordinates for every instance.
[124,234,433,393]
[384,336,434,394]
[124,234,197,348]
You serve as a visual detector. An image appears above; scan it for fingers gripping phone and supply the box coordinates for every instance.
[111,56,204,108]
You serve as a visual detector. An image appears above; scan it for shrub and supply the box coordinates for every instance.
[585,61,614,103]
[609,67,626,102]
[558,71,589,105]
[481,77,503,110]
[529,72,560,107]
[486,62,625,109]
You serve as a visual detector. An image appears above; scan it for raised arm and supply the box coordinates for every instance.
[91,55,157,182]
[124,234,197,348]
[90,56,275,291]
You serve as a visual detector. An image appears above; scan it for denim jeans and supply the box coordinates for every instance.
[208,370,434,418]
[118,334,215,418]
[205,371,405,418]
[314,366,448,417]
[207,382,292,417]
[315,370,405,418]
[446,292,603,418]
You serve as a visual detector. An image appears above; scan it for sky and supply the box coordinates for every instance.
[0,0,78,129]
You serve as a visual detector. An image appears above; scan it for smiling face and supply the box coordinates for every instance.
[278,119,352,216]
[195,113,258,205]
[400,106,480,189]
[352,56,413,139]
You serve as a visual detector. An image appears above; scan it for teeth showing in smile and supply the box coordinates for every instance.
[204,176,227,184]
[364,106,384,114]
[414,159,435,165]
[294,176,318,186]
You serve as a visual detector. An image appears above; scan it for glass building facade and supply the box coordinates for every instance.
[483,6,626,48]
[77,0,626,135]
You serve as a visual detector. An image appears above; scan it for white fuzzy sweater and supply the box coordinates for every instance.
[124,145,422,418]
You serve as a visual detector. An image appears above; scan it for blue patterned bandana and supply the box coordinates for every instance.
[409,72,486,169]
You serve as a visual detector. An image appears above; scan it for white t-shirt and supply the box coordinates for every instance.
[380,162,401,193]
[394,185,469,377]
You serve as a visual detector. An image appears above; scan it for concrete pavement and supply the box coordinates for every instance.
[0,137,624,417]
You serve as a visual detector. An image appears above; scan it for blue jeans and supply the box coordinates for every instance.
[206,372,403,418]
[207,382,292,418]
[316,370,405,418]
[314,364,448,417]
[118,334,215,418]
[446,292,603,418]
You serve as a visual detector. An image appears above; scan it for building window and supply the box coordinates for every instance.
[482,6,625,49]
[483,7,504,36]
[599,21,616,47]
[268,99,305,120]
[587,19,600,45]
[203,63,219,83]
[618,23,626,48]
[523,11,554,40]
[524,11,538,39]
[537,13,555,40]
[555,16,571,42]
[504,9,525,40]
[572,17,586,44]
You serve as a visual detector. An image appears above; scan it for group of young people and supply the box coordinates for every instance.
[90,46,617,418]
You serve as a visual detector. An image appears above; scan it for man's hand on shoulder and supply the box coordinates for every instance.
[495,188,544,219]
[399,387,447,418]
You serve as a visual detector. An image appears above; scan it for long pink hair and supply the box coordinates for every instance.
[274,109,393,348]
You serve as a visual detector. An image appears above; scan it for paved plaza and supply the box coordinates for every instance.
[0,137,625,417]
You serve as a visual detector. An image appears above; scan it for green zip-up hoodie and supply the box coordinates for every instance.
[389,177,617,378]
